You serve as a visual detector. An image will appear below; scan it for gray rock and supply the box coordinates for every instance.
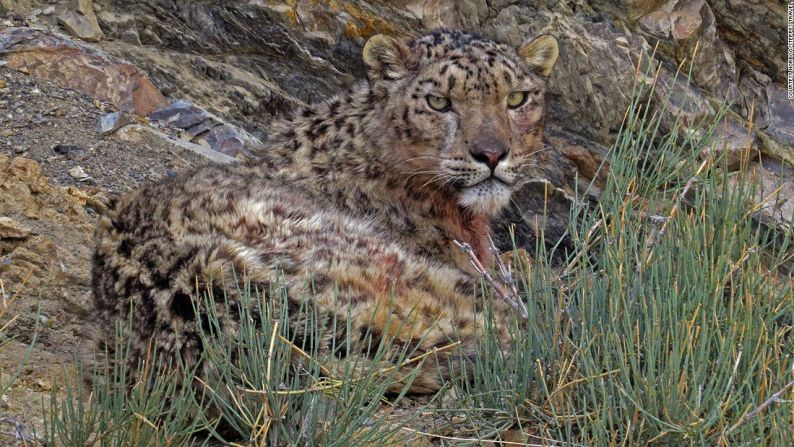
[765,84,794,148]
[733,156,794,231]
[57,0,104,43]
[709,0,786,84]
[204,124,247,157]
[0,0,31,14]
[702,118,758,171]
[652,67,715,134]
[548,17,654,146]
[759,84,794,168]
[736,67,771,129]
[97,111,134,135]
[493,179,579,263]
[149,100,211,130]
[149,100,262,157]
[118,124,236,165]
[96,10,140,45]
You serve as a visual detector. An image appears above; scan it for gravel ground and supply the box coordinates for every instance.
[0,65,209,194]
[0,64,212,445]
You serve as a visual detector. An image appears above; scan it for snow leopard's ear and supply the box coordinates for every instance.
[362,34,415,88]
[517,35,559,78]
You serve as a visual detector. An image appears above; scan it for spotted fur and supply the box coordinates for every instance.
[90,30,559,393]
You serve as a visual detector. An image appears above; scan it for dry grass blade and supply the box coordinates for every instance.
[453,240,528,319]
[644,153,711,267]
[367,341,460,378]
[0,416,36,445]
[399,425,561,446]
[711,379,794,447]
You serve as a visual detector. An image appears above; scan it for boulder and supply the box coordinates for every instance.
[709,0,786,85]
[703,118,759,171]
[0,0,31,14]
[57,0,104,43]
[493,179,580,263]
[96,10,139,45]
[0,27,167,116]
[652,66,715,134]
[760,84,794,169]
[635,0,739,104]
[0,216,31,239]
[730,157,794,231]
[149,100,263,157]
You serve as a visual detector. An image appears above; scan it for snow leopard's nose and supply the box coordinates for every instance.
[470,142,508,171]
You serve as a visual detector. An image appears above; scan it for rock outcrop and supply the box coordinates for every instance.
[1,0,790,245]
[57,0,103,42]
[0,27,166,115]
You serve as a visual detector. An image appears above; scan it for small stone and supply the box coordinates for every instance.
[0,217,31,239]
[66,186,109,212]
[68,165,89,180]
[97,111,133,135]
[53,144,85,155]
[32,378,52,391]
[0,79,6,88]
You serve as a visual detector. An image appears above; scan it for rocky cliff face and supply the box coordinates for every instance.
[3,0,791,215]
[1,0,791,316]
[1,0,790,292]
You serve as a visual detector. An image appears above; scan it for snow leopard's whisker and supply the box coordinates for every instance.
[429,175,460,195]
[420,174,450,190]
[395,156,443,167]
[400,170,445,189]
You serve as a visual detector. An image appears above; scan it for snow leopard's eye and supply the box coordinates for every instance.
[507,91,529,109]
[426,95,451,112]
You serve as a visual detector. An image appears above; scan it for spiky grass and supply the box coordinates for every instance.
[0,272,39,401]
[44,275,431,446]
[445,55,794,445]
[43,315,210,446]
[191,276,428,445]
